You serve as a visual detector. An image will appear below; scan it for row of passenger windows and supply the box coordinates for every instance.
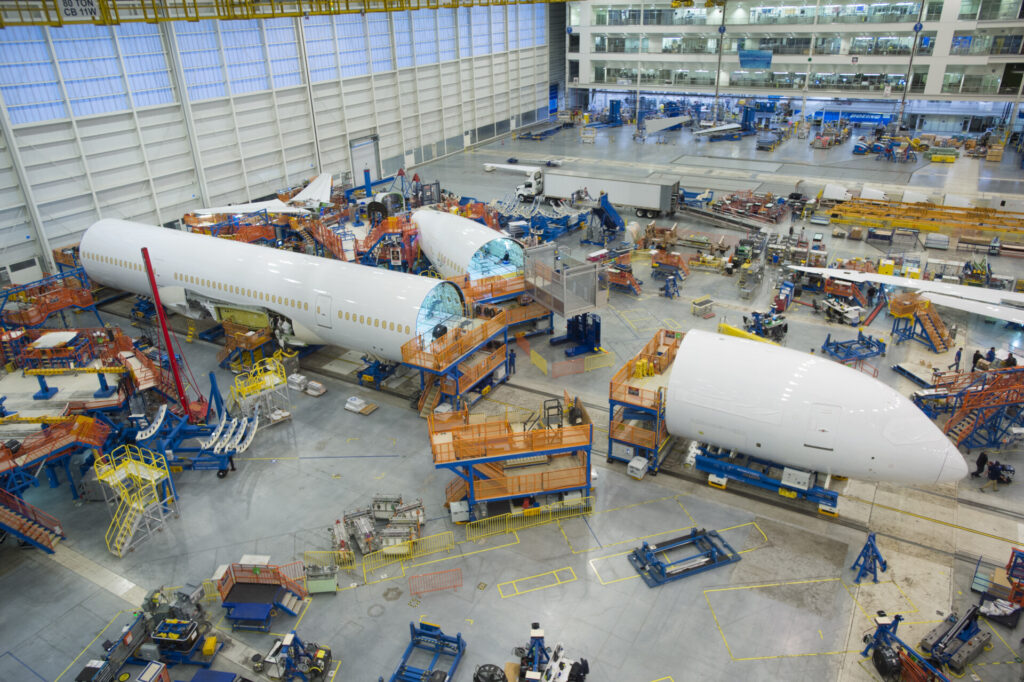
[82,250,143,272]
[338,309,411,335]
[83,249,411,335]
[171,271,310,311]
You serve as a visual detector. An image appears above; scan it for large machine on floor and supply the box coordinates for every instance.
[628,528,741,587]
[252,630,332,681]
[380,621,466,682]
[73,586,221,682]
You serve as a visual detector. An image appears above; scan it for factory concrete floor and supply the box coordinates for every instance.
[4,127,1024,682]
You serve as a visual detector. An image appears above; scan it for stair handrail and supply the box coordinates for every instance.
[0,488,62,535]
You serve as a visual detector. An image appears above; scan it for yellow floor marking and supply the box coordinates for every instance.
[840,579,920,619]
[497,567,577,598]
[651,678,675,682]
[269,597,312,637]
[588,549,640,586]
[662,318,682,330]
[55,610,125,682]
[704,577,860,661]
[845,494,1019,545]
[980,614,1020,657]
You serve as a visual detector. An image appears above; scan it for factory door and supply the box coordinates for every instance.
[350,135,380,184]
[804,403,840,452]
[315,294,332,329]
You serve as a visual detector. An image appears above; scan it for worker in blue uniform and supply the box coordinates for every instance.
[508,348,516,375]
[948,348,962,371]
[986,347,997,363]
[980,461,1005,492]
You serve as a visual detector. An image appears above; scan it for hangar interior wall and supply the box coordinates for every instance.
[0,8,550,275]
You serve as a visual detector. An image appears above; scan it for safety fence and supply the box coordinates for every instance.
[448,274,526,304]
[303,549,355,572]
[402,311,508,371]
[609,329,682,410]
[516,333,615,379]
[216,561,308,601]
[441,344,506,396]
[409,568,463,597]
[199,580,220,604]
[429,417,591,464]
[473,465,588,502]
[608,415,667,450]
[465,495,595,542]
[361,531,455,583]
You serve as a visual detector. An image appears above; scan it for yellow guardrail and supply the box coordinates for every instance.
[361,531,455,583]
[584,351,616,372]
[304,549,355,572]
[530,349,548,375]
[466,495,595,542]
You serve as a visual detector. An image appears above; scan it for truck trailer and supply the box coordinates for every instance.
[516,169,680,218]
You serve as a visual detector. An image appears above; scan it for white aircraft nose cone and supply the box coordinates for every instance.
[938,443,969,483]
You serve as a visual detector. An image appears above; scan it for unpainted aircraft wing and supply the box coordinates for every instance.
[924,293,1024,325]
[290,173,333,205]
[482,163,542,175]
[644,115,692,134]
[790,266,1024,309]
[692,123,741,137]
[194,199,310,216]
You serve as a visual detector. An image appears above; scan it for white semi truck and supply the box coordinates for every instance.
[514,169,680,218]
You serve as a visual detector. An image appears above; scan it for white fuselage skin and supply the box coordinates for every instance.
[79,219,463,362]
[412,209,521,280]
[665,330,968,485]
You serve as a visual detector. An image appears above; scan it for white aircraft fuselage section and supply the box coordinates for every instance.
[412,209,523,280]
[80,219,464,362]
[665,330,968,485]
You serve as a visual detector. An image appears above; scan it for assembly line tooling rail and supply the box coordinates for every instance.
[428,408,592,464]
[829,197,1024,237]
[609,329,684,410]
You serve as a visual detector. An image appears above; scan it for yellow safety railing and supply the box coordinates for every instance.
[94,444,172,557]
[304,549,355,572]
[230,356,286,402]
[465,495,595,542]
[0,0,569,26]
[361,531,455,583]
[584,351,616,372]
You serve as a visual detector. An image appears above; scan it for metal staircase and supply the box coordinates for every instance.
[889,293,952,354]
[94,445,177,557]
[0,489,64,553]
[418,378,441,419]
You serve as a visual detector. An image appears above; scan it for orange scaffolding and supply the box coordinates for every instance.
[608,329,683,472]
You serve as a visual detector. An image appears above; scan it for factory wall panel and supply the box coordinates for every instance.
[0,8,550,271]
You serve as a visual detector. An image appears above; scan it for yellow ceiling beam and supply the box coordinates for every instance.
[1,0,564,26]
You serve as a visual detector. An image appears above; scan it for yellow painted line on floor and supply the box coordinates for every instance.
[675,498,697,525]
[560,520,695,555]
[856,658,885,682]
[840,579,919,620]
[651,677,675,682]
[55,610,125,682]
[717,521,769,555]
[845,494,1019,545]
[497,566,576,598]
[704,577,860,661]
[588,549,639,586]
[269,597,313,637]
[980,614,1020,657]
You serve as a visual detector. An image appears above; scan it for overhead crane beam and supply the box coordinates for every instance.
[0,0,565,27]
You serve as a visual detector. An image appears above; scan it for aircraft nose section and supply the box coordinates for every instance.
[937,443,969,484]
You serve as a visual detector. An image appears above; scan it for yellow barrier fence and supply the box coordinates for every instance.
[584,351,617,372]
[361,531,455,583]
[530,349,548,375]
[466,495,595,542]
[304,549,355,572]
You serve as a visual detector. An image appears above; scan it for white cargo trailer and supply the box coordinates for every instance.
[516,170,679,218]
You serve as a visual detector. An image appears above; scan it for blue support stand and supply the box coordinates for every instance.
[851,532,887,583]
[93,373,117,399]
[33,376,57,400]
